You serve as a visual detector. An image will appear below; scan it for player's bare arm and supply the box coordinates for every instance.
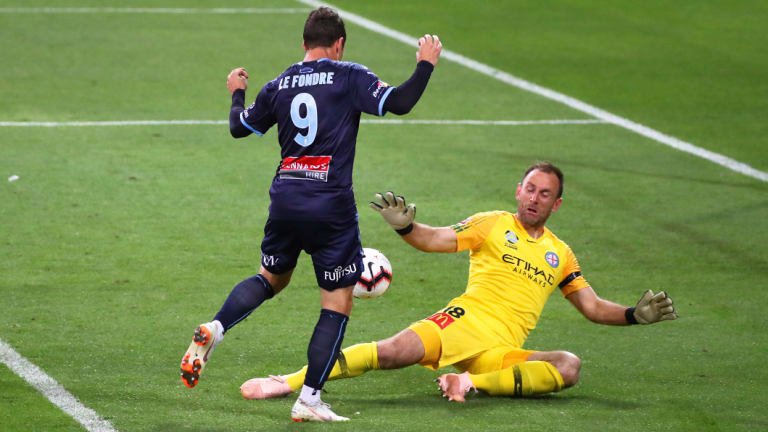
[566,287,633,325]
[227,67,248,95]
[567,287,678,325]
[417,34,443,66]
[401,223,457,253]
[370,192,457,253]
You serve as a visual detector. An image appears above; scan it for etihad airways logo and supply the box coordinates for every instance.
[501,254,555,287]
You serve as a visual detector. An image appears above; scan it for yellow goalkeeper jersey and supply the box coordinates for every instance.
[448,211,589,346]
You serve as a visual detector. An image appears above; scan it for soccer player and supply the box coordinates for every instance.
[179,7,443,422]
[240,162,678,405]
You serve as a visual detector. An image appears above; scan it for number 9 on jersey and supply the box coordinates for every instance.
[290,92,318,147]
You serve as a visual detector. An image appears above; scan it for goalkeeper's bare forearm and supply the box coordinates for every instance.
[567,286,678,325]
[400,224,457,253]
[369,191,457,253]
[566,287,635,325]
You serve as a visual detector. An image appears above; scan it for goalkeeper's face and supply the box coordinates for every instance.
[515,170,563,228]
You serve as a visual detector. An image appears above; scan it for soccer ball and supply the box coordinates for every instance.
[354,248,392,299]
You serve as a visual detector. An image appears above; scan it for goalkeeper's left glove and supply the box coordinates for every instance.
[626,290,678,324]
[369,191,416,235]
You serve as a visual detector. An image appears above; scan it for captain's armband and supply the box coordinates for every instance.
[558,272,582,289]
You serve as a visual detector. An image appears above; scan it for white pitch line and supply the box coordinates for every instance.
[0,120,227,127]
[0,337,117,432]
[0,119,605,127]
[0,7,309,14]
[296,0,768,183]
[362,119,606,126]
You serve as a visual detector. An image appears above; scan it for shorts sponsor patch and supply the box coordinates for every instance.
[426,312,455,330]
[323,262,358,282]
[426,306,465,330]
[279,155,331,182]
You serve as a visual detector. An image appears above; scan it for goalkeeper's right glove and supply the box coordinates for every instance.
[626,290,678,324]
[369,191,416,235]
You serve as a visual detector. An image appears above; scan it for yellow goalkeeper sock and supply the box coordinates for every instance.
[284,342,380,391]
[469,361,564,396]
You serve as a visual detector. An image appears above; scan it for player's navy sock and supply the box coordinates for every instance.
[303,308,349,395]
[213,274,274,332]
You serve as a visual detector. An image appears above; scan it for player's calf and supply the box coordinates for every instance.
[376,329,427,369]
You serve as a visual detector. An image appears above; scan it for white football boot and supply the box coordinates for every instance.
[291,398,349,422]
[180,321,223,388]
[240,375,294,399]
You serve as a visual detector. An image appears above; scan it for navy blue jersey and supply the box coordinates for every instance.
[240,58,393,221]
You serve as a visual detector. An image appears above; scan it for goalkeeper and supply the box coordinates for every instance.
[241,162,678,402]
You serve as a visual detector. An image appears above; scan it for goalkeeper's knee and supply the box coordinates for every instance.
[526,350,581,388]
[549,351,581,388]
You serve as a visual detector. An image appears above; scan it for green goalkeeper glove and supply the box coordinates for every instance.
[627,290,678,324]
[369,191,416,235]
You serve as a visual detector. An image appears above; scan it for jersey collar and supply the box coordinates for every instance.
[512,213,551,243]
[299,58,331,66]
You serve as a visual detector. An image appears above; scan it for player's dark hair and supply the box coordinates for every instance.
[303,7,346,49]
[523,162,564,197]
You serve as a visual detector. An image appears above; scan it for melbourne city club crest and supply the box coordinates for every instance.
[545,251,559,268]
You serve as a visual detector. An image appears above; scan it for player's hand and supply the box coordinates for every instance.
[369,191,416,231]
[417,34,442,66]
[632,290,678,324]
[227,67,248,94]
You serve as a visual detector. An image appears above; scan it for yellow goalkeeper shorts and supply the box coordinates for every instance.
[408,301,535,374]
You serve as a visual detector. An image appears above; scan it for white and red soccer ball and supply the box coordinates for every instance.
[354,248,392,299]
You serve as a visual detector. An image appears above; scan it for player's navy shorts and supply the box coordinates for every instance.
[260,216,363,291]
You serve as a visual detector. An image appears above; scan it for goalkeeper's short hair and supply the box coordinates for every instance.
[523,162,564,198]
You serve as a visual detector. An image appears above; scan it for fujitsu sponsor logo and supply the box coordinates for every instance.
[324,263,357,281]
[501,254,555,287]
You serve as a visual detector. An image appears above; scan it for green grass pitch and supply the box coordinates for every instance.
[1,1,767,431]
